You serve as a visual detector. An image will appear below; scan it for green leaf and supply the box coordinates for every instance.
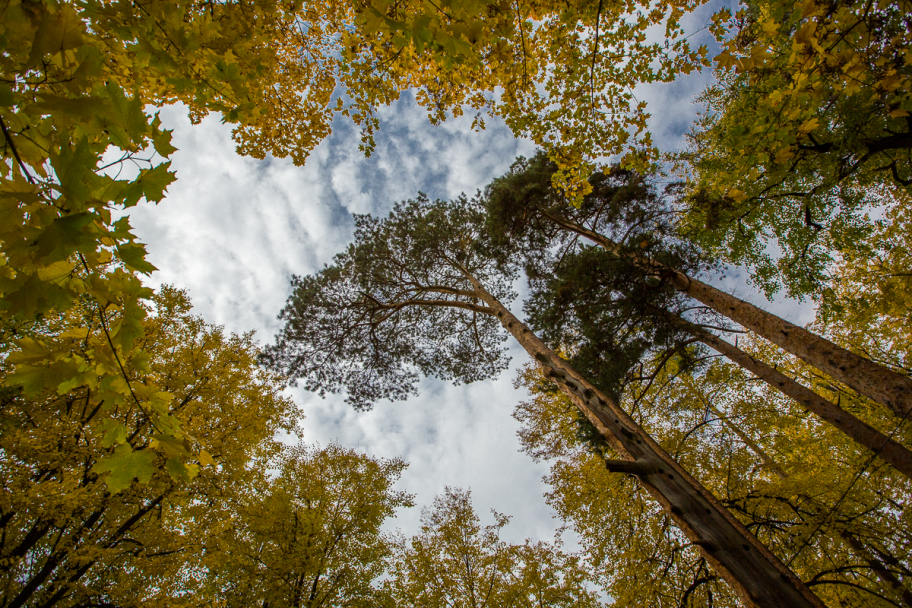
[0,271,76,318]
[6,337,53,364]
[92,444,157,493]
[116,242,157,275]
[26,5,86,68]
[165,457,199,484]
[0,83,13,107]
[51,139,100,210]
[102,81,149,147]
[32,212,97,262]
[120,162,175,207]
[4,365,52,396]
[152,127,177,157]
[151,434,192,457]
[118,297,146,351]
[26,95,107,121]
[100,419,129,447]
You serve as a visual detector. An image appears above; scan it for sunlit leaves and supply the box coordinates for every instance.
[341,0,712,199]
[0,0,304,484]
[0,286,299,605]
[202,443,412,607]
[514,354,912,606]
[683,0,912,296]
[385,487,600,607]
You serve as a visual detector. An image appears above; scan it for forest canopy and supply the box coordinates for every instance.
[2,0,911,606]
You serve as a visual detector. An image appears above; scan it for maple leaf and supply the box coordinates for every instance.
[92,444,157,493]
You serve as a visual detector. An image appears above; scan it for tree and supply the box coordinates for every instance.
[341,0,710,198]
[531,240,912,479]
[337,0,912,298]
[816,192,912,382]
[384,487,600,608]
[681,0,911,296]
[0,0,346,477]
[513,362,912,607]
[201,442,413,608]
[516,206,912,479]
[0,286,299,608]
[486,152,912,421]
[263,194,827,607]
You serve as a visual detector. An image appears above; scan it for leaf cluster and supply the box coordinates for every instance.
[0,286,299,607]
[384,487,601,608]
[683,0,912,296]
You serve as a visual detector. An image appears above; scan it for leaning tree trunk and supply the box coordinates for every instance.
[704,400,912,608]
[543,212,912,418]
[462,275,826,608]
[677,319,912,480]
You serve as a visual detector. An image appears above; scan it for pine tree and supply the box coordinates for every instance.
[486,152,912,421]
[264,194,825,608]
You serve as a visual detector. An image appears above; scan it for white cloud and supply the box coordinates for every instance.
[127,98,558,546]
[125,52,812,551]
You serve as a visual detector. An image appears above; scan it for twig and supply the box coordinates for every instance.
[0,115,36,184]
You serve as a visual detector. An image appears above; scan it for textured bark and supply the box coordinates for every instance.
[687,323,912,481]
[708,404,912,607]
[543,212,912,418]
[464,276,825,608]
[671,272,912,418]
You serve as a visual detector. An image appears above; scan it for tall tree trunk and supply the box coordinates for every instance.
[703,399,912,608]
[680,320,912,480]
[463,275,826,608]
[542,212,912,418]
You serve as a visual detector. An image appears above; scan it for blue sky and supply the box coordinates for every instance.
[126,52,815,547]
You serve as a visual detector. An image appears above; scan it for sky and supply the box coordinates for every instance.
[125,28,815,546]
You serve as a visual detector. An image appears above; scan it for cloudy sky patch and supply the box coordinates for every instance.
[125,40,814,546]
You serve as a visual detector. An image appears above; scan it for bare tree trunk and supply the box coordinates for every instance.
[684,321,912,480]
[464,275,826,608]
[543,212,912,418]
[704,399,912,607]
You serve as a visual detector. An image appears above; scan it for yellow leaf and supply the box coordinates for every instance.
[761,19,778,37]
[799,118,820,133]
[877,74,902,91]
[800,0,817,18]
[774,146,795,163]
[151,391,174,414]
[715,51,737,70]
[794,21,816,45]
[37,260,75,282]
[198,450,216,467]
[728,188,748,202]
[60,327,90,339]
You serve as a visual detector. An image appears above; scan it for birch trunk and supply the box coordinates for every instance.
[685,322,912,480]
[542,212,912,418]
[463,276,826,608]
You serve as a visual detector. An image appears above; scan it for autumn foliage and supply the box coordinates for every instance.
[3,0,912,605]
